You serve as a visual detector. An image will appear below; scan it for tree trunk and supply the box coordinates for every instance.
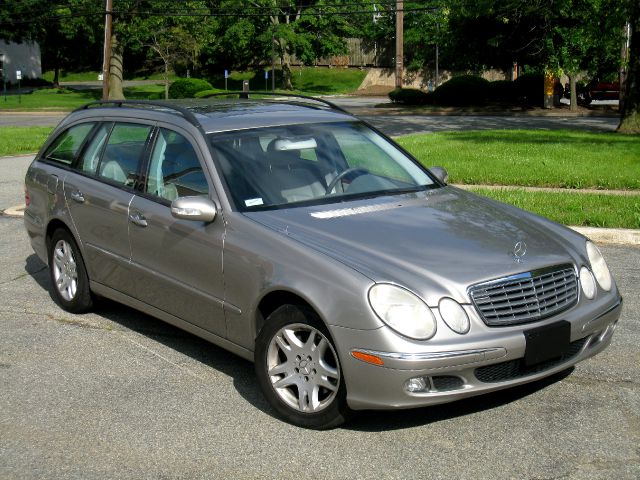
[282,59,293,90]
[618,5,639,134]
[569,75,577,112]
[164,62,169,100]
[108,34,125,100]
[53,49,60,87]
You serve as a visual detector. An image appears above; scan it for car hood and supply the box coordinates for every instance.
[243,187,585,305]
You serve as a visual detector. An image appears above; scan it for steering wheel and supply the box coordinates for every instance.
[325,167,370,194]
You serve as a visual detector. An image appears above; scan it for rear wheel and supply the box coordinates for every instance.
[255,304,349,429]
[48,229,93,313]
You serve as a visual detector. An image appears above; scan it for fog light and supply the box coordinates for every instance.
[404,377,428,393]
[580,266,596,300]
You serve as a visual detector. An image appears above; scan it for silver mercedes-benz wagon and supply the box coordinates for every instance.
[24,96,622,429]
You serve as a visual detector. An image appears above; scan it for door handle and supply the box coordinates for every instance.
[70,190,85,203]
[129,211,148,227]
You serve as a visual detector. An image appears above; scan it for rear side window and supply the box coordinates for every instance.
[98,123,152,187]
[43,123,95,165]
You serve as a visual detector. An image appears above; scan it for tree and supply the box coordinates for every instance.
[0,0,101,85]
[618,0,640,133]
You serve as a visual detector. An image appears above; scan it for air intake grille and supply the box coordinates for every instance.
[469,265,578,326]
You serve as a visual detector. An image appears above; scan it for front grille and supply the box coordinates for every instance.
[474,336,588,383]
[469,264,578,326]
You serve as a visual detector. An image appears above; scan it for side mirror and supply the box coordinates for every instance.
[429,166,449,184]
[171,196,217,222]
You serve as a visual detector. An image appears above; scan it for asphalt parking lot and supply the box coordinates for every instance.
[1,213,638,479]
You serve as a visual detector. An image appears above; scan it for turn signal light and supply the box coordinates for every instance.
[351,350,384,366]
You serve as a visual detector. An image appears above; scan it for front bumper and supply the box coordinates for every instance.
[331,298,622,410]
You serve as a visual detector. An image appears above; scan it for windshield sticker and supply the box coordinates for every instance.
[245,198,264,207]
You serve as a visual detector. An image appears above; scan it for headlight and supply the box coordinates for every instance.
[579,266,596,300]
[368,284,436,340]
[586,241,612,291]
[439,298,470,334]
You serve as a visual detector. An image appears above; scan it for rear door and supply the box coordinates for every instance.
[64,121,153,295]
[128,126,227,337]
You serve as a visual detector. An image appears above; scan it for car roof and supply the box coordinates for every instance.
[72,97,357,134]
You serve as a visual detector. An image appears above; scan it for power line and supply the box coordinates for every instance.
[0,4,439,26]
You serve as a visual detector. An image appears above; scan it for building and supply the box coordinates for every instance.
[0,39,42,83]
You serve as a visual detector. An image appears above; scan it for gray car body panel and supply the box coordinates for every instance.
[24,99,623,412]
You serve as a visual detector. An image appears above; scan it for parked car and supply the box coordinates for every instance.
[574,80,620,105]
[24,96,622,429]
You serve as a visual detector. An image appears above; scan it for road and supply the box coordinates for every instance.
[0,96,621,135]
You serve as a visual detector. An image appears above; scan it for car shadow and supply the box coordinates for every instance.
[25,253,577,430]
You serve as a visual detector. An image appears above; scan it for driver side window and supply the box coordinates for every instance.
[146,129,209,202]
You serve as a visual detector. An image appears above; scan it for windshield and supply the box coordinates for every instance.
[208,121,437,210]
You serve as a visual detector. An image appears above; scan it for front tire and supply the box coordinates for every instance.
[48,229,93,313]
[255,304,349,429]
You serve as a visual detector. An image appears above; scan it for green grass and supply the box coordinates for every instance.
[0,126,53,156]
[397,130,640,190]
[470,188,640,229]
[42,70,179,82]
[0,85,168,111]
[209,66,366,95]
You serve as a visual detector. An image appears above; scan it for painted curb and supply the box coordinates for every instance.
[570,226,640,246]
[3,205,25,217]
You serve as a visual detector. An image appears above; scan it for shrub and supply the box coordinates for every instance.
[487,80,517,103]
[193,88,227,98]
[432,75,490,106]
[514,73,544,106]
[168,78,213,99]
[388,87,432,105]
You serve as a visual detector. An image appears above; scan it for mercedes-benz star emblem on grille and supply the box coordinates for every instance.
[513,241,527,263]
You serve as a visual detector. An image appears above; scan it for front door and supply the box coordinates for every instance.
[128,127,227,337]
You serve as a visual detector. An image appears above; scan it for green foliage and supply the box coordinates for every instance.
[514,73,544,107]
[194,88,227,98]
[487,80,517,103]
[388,88,432,105]
[168,78,213,99]
[432,75,490,106]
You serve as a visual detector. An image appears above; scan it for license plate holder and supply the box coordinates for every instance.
[524,320,571,367]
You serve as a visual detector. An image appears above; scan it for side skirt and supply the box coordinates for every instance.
[91,281,255,362]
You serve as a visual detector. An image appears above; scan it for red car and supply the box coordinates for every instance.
[575,80,620,105]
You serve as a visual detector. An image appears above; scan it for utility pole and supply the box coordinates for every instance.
[102,0,113,100]
[620,21,631,110]
[395,0,403,88]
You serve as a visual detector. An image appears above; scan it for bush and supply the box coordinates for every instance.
[193,88,227,98]
[514,73,544,106]
[432,75,490,106]
[487,80,517,103]
[388,87,432,105]
[168,78,213,99]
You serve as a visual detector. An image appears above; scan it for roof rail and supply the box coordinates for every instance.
[198,91,351,115]
[75,100,202,129]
